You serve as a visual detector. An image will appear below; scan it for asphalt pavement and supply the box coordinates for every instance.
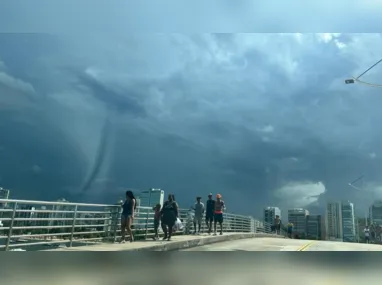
[181,237,382,251]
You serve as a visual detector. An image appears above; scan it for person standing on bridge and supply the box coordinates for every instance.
[192,197,205,234]
[274,215,281,235]
[364,226,370,244]
[120,190,136,243]
[152,203,162,240]
[161,194,179,241]
[213,194,225,236]
[286,222,293,239]
[205,193,215,234]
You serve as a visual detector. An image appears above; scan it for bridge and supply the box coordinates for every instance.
[0,198,380,251]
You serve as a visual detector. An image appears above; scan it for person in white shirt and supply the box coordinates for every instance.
[192,197,205,234]
[364,226,370,244]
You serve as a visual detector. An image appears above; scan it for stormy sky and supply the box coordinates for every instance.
[1,31,382,218]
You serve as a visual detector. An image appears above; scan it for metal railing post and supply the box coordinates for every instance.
[144,191,152,239]
[112,206,119,243]
[5,202,17,251]
[69,205,78,247]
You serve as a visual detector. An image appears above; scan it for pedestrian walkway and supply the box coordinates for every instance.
[44,232,282,251]
[0,197,281,251]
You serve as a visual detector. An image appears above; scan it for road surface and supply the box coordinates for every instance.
[181,237,382,251]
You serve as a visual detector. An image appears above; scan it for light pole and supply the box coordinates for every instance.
[345,59,382,87]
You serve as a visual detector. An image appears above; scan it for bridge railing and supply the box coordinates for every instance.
[0,199,278,251]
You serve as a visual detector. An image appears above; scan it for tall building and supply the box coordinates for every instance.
[0,187,10,208]
[263,207,281,229]
[254,219,264,232]
[135,189,165,228]
[341,200,356,242]
[320,217,326,240]
[369,200,382,226]
[16,205,36,228]
[306,214,322,240]
[326,202,343,240]
[288,208,309,236]
[36,206,50,227]
[49,198,75,228]
[136,189,165,208]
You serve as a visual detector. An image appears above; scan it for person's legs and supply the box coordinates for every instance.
[161,222,168,240]
[126,215,134,242]
[217,214,223,235]
[168,222,175,241]
[193,217,197,234]
[120,216,127,242]
[206,216,213,234]
[214,215,218,235]
[198,217,202,233]
[153,220,159,240]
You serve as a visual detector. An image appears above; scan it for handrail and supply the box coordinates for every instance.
[0,198,119,207]
[0,198,281,251]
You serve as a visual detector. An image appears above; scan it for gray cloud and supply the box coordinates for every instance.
[1,33,382,218]
[2,1,382,33]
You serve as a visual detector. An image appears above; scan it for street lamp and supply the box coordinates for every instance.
[345,58,382,87]
[345,79,355,84]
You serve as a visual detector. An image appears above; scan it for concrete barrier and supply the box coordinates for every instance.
[118,233,282,251]
[44,232,284,251]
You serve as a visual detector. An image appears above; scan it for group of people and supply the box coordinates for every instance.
[271,215,294,238]
[119,190,226,243]
[191,193,226,235]
[120,190,179,243]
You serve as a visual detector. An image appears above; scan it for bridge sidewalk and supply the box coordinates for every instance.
[44,232,282,251]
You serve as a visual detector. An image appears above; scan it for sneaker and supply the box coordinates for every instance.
[213,232,217,236]
[120,240,126,244]
[220,232,223,235]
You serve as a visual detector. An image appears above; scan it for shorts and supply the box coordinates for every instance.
[365,236,370,241]
[194,216,203,224]
[121,214,132,223]
[214,213,223,224]
[205,215,214,223]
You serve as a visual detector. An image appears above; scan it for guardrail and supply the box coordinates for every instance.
[0,199,279,251]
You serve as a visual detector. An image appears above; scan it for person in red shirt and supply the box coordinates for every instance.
[213,194,225,235]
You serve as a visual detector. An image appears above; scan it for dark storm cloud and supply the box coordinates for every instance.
[1,33,382,218]
[1,0,382,33]
[75,72,147,116]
